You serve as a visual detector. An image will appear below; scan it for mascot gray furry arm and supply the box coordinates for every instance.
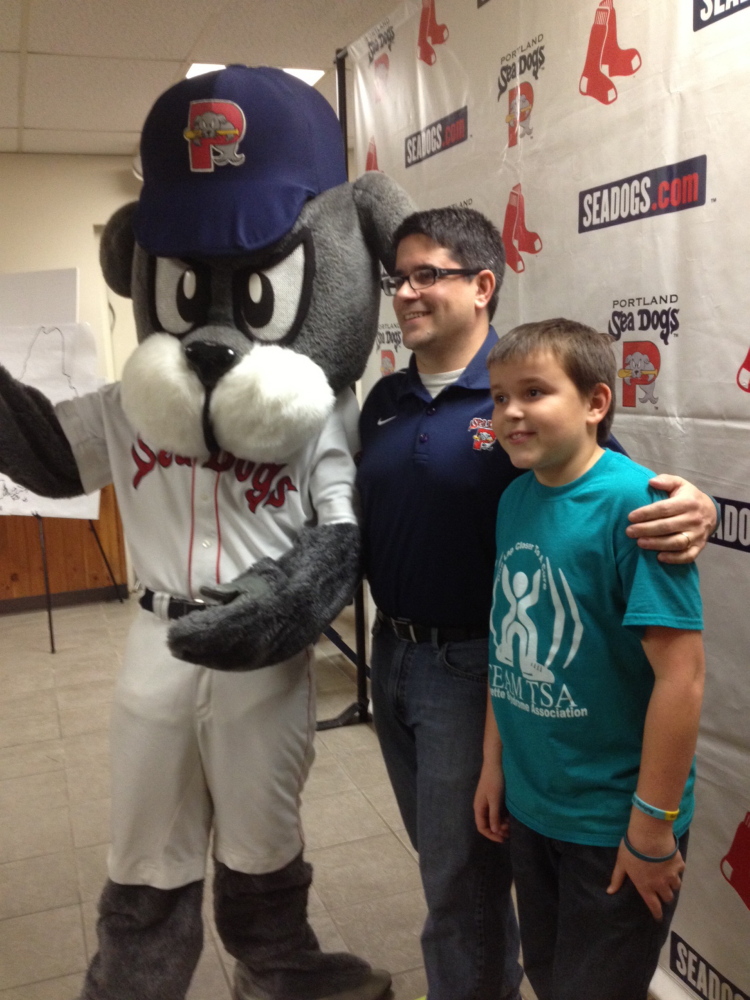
[0,68,414,673]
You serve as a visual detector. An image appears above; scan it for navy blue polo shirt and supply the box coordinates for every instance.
[358,327,524,628]
[358,327,627,628]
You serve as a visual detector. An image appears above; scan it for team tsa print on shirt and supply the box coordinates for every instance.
[490,449,703,847]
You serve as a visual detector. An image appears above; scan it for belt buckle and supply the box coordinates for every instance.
[393,617,417,643]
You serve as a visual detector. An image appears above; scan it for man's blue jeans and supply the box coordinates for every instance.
[370,621,522,1000]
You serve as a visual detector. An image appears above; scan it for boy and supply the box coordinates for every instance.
[474,318,705,1000]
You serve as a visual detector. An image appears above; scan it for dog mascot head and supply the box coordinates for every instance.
[100,64,413,462]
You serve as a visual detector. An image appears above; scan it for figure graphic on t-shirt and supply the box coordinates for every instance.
[497,565,555,684]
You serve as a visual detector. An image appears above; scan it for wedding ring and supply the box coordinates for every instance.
[680,531,691,549]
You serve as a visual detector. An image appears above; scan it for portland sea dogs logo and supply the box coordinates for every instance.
[506,83,534,147]
[619,341,660,408]
[184,100,246,172]
[469,417,496,450]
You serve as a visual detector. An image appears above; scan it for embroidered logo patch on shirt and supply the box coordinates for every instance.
[468,417,496,450]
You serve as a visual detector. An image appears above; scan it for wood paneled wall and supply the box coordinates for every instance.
[0,485,127,602]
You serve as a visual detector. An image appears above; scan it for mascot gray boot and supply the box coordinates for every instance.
[80,879,204,1000]
[214,854,392,1000]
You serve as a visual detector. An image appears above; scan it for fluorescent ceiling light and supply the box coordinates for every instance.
[283,68,325,86]
[186,63,226,78]
[185,64,325,87]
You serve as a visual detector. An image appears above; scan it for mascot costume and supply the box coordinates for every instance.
[0,65,414,1000]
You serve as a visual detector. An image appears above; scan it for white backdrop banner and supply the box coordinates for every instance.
[349,2,750,997]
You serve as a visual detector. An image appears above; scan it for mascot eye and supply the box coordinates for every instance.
[233,230,315,345]
[151,258,210,335]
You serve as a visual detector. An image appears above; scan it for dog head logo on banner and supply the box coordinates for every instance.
[380,350,395,376]
[619,341,661,408]
[366,18,394,100]
[373,53,390,100]
[579,0,641,105]
[506,84,534,147]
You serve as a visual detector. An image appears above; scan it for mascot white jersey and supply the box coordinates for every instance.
[0,64,414,1000]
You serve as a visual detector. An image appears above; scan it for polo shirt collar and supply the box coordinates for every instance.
[402,325,499,397]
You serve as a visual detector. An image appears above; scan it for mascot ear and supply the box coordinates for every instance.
[351,173,416,274]
[100,202,138,299]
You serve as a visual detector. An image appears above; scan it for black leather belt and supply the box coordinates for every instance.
[376,610,488,645]
[139,588,209,620]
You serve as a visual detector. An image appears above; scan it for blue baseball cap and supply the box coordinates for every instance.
[135,65,347,257]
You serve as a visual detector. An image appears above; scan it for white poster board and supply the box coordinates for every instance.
[0,268,78,326]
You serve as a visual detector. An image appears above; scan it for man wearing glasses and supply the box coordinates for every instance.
[356,206,717,1000]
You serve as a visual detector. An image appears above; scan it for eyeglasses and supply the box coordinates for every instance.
[380,265,483,296]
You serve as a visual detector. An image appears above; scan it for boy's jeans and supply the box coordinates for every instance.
[509,816,689,1000]
[370,622,522,1000]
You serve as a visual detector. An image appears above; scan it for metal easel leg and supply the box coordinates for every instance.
[315,584,371,731]
[34,514,55,654]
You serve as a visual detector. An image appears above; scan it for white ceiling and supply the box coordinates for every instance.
[0,0,397,156]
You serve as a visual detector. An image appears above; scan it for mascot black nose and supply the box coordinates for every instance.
[185,343,239,390]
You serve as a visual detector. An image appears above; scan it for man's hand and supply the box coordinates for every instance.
[626,474,717,564]
[474,759,509,843]
[607,836,685,921]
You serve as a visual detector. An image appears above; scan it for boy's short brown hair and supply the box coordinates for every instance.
[487,318,616,444]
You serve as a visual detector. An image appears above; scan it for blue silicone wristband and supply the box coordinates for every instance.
[632,792,680,822]
[623,832,679,863]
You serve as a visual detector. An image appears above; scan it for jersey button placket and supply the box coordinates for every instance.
[192,466,220,588]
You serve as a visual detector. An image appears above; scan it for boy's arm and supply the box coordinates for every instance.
[626,475,717,564]
[474,685,510,843]
[607,626,705,919]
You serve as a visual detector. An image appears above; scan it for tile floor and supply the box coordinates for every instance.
[0,597,536,1000]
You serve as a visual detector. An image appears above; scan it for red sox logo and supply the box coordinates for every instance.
[365,137,380,172]
[501,184,542,274]
[737,345,750,393]
[418,0,449,65]
[721,812,750,911]
[619,341,660,408]
[580,0,641,106]
[183,100,246,173]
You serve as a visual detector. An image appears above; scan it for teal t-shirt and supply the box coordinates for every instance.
[490,449,703,847]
